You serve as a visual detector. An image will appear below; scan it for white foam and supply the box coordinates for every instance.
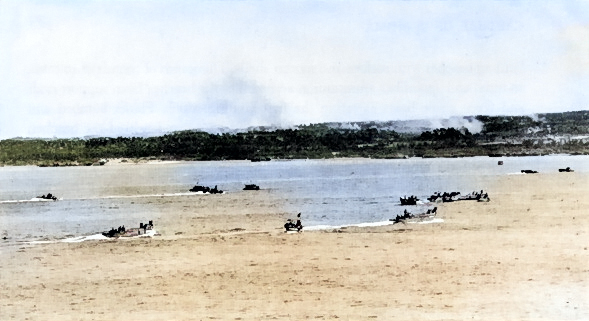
[408,218,444,224]
[304,224,345,231]
[77,192,225,201]
[2,192,224,203]
[118,229,159,239]
[26,229,159,244]
[62,234,109,242]
[354,221,397,228]
[0,198,62,204]
[304,218,444,231]
[304,220,397,231]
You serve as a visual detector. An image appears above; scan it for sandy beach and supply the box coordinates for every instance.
[1,171,588,320]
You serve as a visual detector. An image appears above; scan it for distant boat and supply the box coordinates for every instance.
[189,185,209,193]
[390,207,438,224]
[243,184,260,190]
[399,195,419,205]
[558,167,574,172]
[189,185,224,194]
[34,193,59,201]
[521,170,538,174]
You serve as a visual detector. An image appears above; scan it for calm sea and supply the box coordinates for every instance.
[1,155,588,243]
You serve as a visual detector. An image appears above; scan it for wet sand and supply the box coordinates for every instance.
[1,172,588,320]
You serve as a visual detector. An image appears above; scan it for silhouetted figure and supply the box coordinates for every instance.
[403,209,412,219]
[391,214,406,225]
[284,219,294,231]
[295,219,303,231]
[284,214,303,232]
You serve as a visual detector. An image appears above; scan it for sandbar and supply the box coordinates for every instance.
[1,172,588,320]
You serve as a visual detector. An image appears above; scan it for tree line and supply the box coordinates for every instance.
[1,112,588,166]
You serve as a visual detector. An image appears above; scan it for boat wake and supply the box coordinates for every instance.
[304,218,444,231]
[1,192,225,204]
[0,198,63,204]
[79,192,226,200]
[408,218,444,224]
[25,229,159,244]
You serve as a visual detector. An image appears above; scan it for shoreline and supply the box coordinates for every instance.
[6,217,444,246]
[1,152,588,168]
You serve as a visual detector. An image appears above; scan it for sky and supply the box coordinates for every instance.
[0,0,588,139]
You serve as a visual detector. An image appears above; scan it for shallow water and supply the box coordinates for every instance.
[1,155,588,243]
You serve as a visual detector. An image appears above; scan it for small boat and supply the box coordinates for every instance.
[390,207,438,224]
[399,195,419,206]
[521,170,538,174]
[284,220,303,232]
[243,184,260,190]
[430,191,490,202]
[558,167,574,172]
[189,185,224,194]
[427,192,461,203]
[189,185,209,193]
[102,221,154,238]
[250,157,271,162]
[457,191,487,201]
[33,193,59,201]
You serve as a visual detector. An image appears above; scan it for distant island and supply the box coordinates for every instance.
[1,111,588,166]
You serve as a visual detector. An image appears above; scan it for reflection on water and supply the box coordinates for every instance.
[1,155,588,242]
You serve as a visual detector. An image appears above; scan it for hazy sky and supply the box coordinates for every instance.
[1,1,588,139]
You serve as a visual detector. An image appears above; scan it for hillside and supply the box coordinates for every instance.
[1,111,588,166]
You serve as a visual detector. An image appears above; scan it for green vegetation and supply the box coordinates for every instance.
[1,111,588,166]
[0,138,90,166]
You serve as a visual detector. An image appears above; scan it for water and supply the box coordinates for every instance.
[1,155,588,243]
